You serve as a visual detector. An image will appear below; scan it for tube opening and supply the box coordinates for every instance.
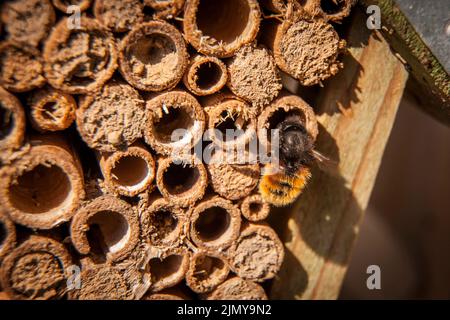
[194,207,230,242]
[192,255,225,281]
[0,103,14,140]
[320,0,346,14]
[162,163,200,195]
[86,210,130,262]
[149,254,184,283]
[8,165,72,214]
[128,34,178,81]
[153,107,194,143]
[249,202,262,214]
[215,110,248,139]
[40,102,61,121]
[266,109,302,142]
[111,155,149,187]
[195,62,223,90]
[149,210,178,242]
[0,221,6,248]
[197,0,251,44]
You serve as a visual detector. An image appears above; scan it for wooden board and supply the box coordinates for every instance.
[269,10,409,299]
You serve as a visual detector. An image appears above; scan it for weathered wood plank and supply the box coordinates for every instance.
[269,11,409,300]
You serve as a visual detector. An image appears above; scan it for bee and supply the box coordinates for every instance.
[259,115,332,207]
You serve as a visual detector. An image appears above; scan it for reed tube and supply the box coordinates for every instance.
[70,195,140,263]
[207,276,268,300]
[183,55,228,96]
[183,0,261,58]
[76,81,145,152]
[43,17,118,94]
[0,236,72,300]
[0,87,25,153]
[156,156,208,208]
[240,194,271,222]
[189,196,241,250]
[143,0,186,19]
[99,143,155,197]
[303,0,356,22]
[0,211,16,263]
[119,21,188,92]
[143,286,190,300]
[94,0,144,33]
[186,251,230,293]
[28,87,76,132]
[229,223,284,282]
[0,135,85,230]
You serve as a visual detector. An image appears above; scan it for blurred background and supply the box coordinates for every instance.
[339,87,450,299]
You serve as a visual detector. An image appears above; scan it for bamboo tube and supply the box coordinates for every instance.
[303,0,356,22]
[229,223,284,282]
[70,195,140,263]
[52,0,92,13]
[183,55,228,96]
[207,149,260,201]
[186,251,230,294]
[0,210,16,263]
[28,87,76,132]
[69,264,131,300]
[204,93,257,150]
[0,135,85,230]
[206,276,268,300]
[76,81,146,153]
[257,93,319,152]
[0,42,46,93]
[140,197,187,248]
[156,156,208,208]
[143,0,186,19]
[227,44,282,109]
[99,143,155,197]
[146,246,190,293]
[119,21,188,92]
[43,17,118,94]
[0,87,25,153]
[240,194,271,222]
[0,236,72,300]
[189,196,241,250]
[144,90,205,156]
[94,0,144,33]
[262,14,345,86]
[0,0,55,47]
[183,0,261,58]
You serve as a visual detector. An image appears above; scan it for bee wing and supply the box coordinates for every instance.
[311,149,339,176]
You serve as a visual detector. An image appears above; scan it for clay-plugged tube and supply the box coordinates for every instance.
[229,223,284,282]
[183,55,228,96]
[204,94,256,150]
[0,135,85,230]
[303,0,356,22]
[143,0,186,19]
[140,197,187,248]
[99,144,155,197]
[207,276,267,300]
[147,246,190,293]
[28,87,76,132]
[0,87,25,153]
[144,90,205,156]
[0,42,46,93]
[227,44,282,109]
[156,156,208,208]
[257,93,319,152]
[190,196,241,250]
[0,0,55,47]
[94,0,144,33]
[240,194,271,222]
[0,211,16,262]
[76,81,146,153]
[183,0,261,58]
[0,236,72,300]
[69,265,131,300]
[70,195,140,263]
[207,150,260,201]
[119,21,188,92]
[186,251,230,293]
[264,15,344,86]
[44,17,118,94]
[52,0,92,13]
